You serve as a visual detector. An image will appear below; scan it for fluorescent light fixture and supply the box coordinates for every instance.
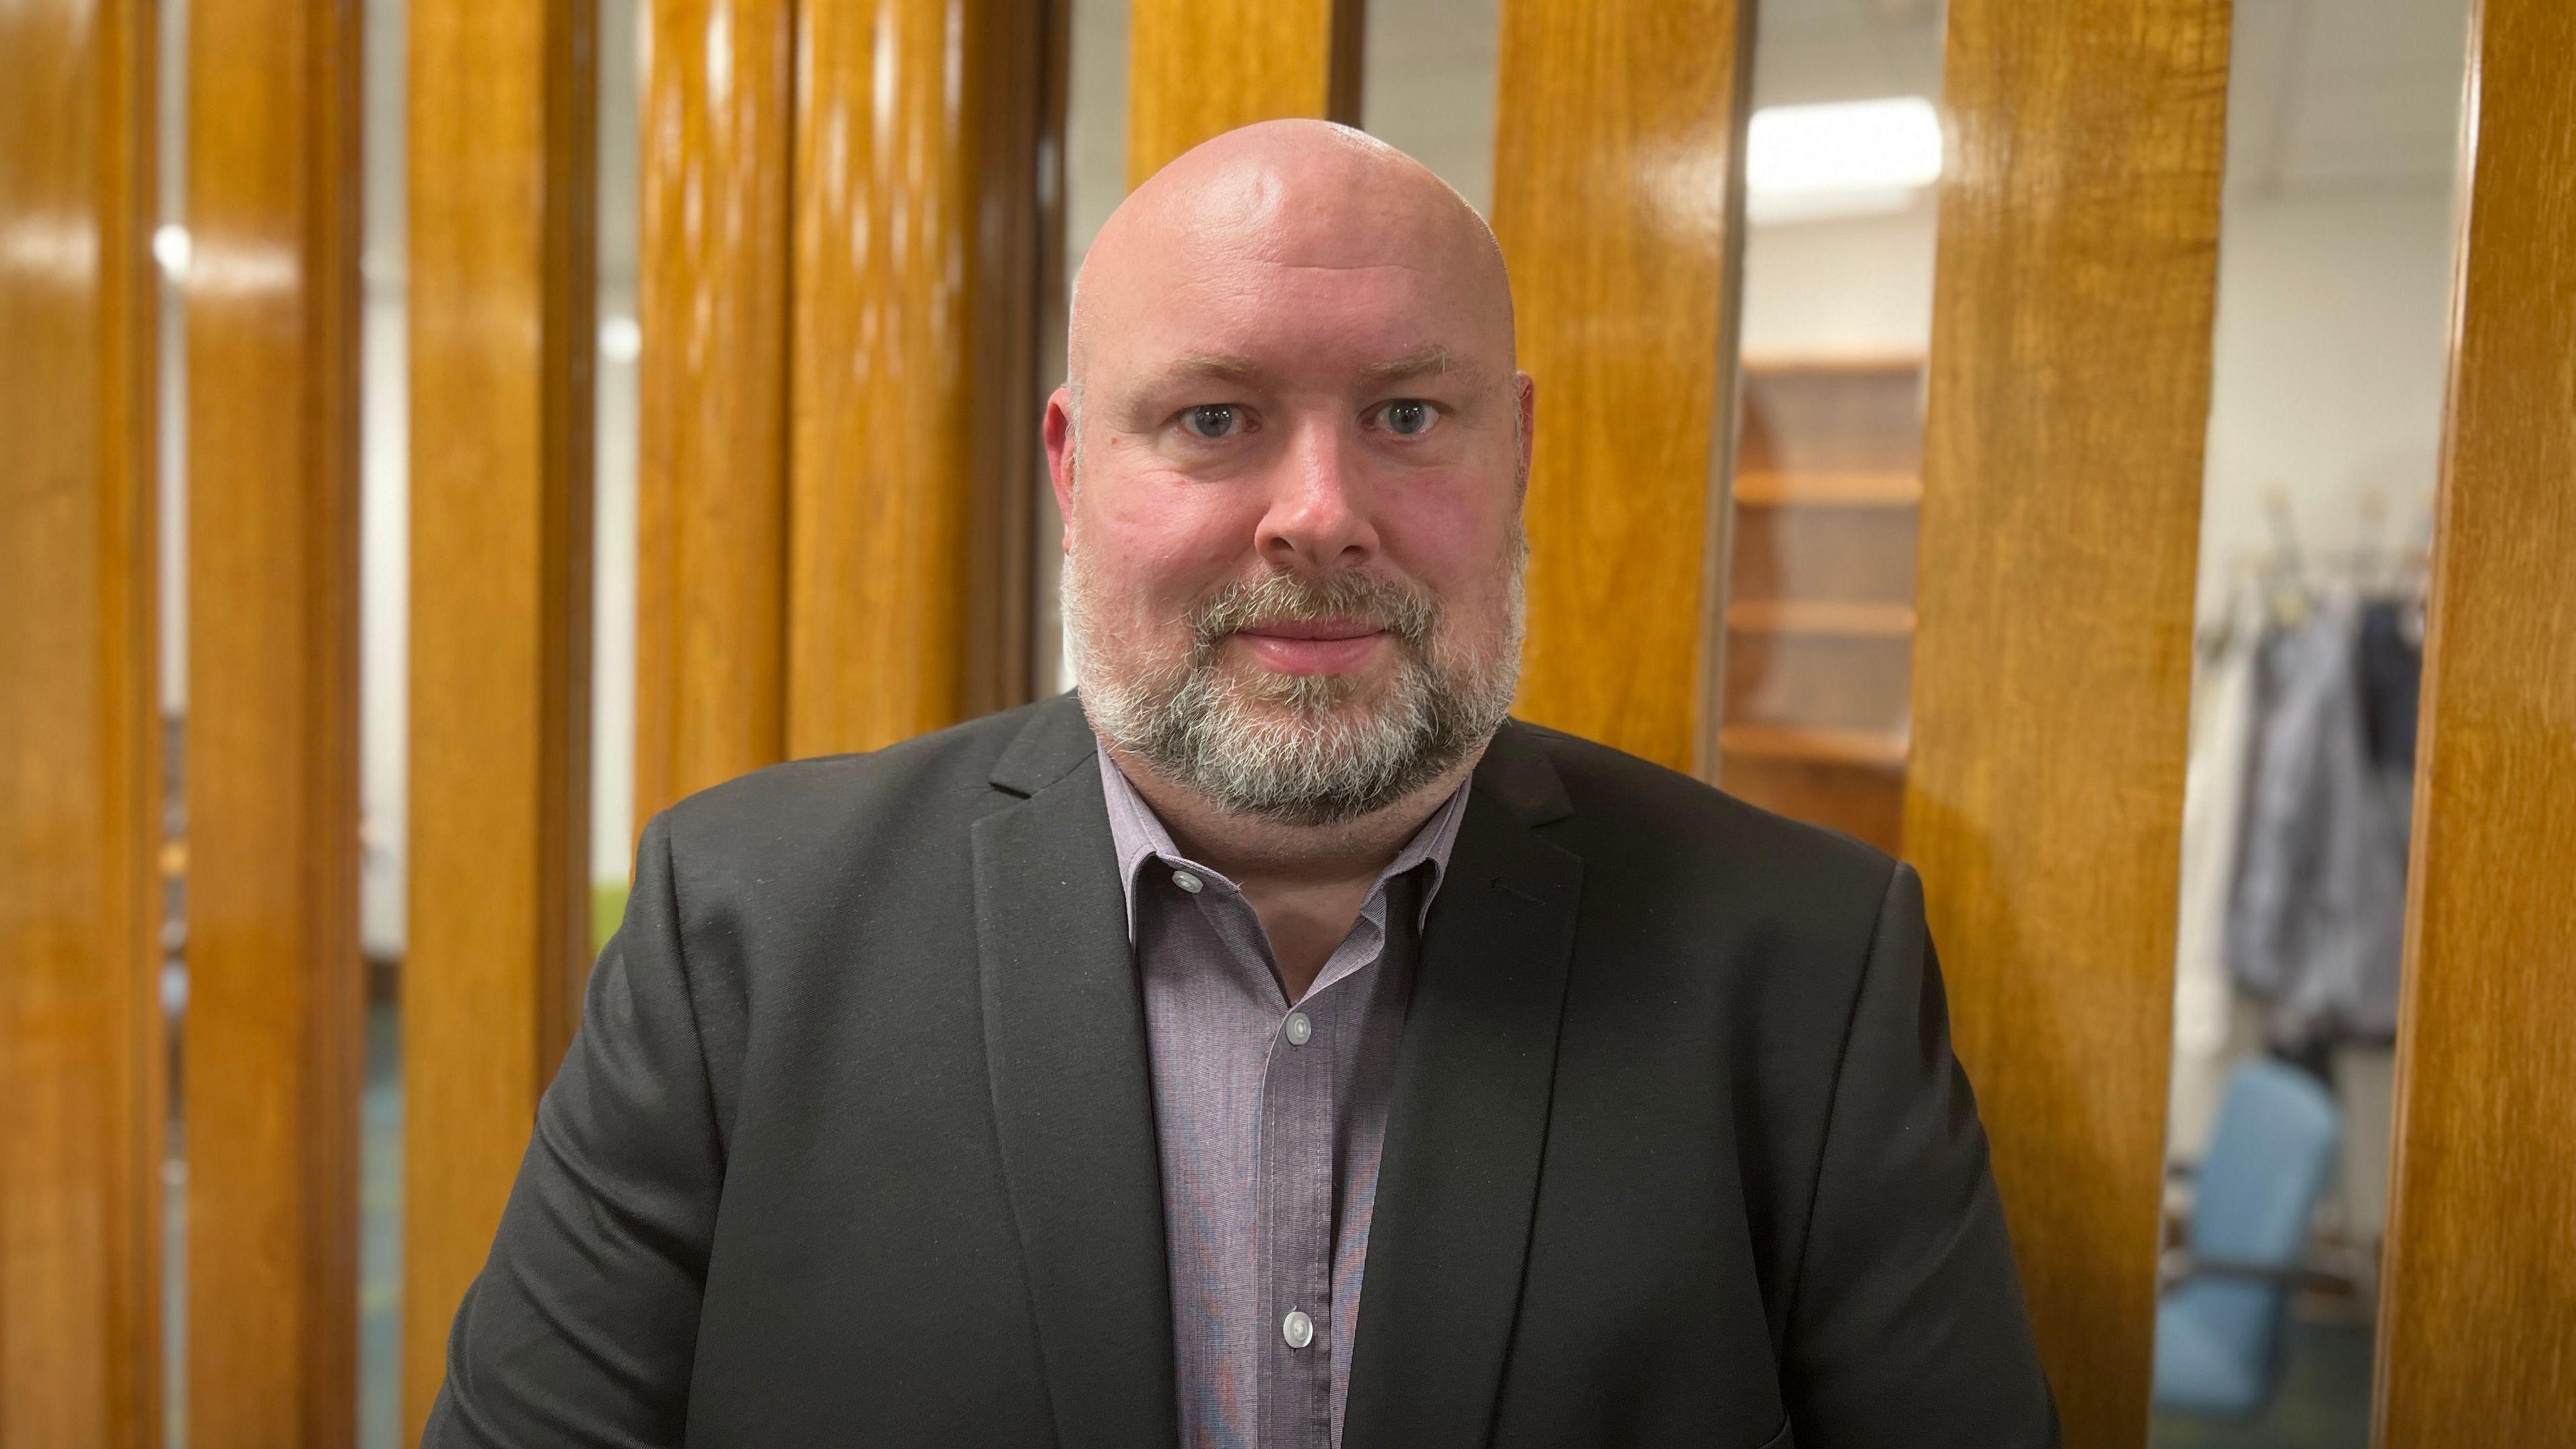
[1746,97,1943,225]
[154,223,191,278]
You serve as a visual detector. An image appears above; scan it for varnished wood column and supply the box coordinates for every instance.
[787,0,1047,756]
[0,1,162,1443]
[2375,0,2576,1438]
[402,0,595,1436]
[1491,0,1756,773]
[182,0,366,1440]
[1902,0,2230,1440]
[1127,0,1363,185]
[636,0,794,826]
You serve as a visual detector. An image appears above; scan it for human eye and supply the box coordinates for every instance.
[1178,403,1250,440]
[1370,399,1440,437]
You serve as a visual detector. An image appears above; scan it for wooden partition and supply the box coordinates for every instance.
[787,0,1049,756]
[636,0,796,827]
[1903,1,2231,1441]
[182,0,366,1441]
[2375,0,2576,1438]
[639,0,1049,818]
[1491,0,1754,773]
[1128,0,1362,184]
[402,0,596,1434]
[0,1,162,1444]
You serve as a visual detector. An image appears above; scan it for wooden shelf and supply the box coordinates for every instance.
[1725,600,1916,637]
[1731,470,1922,507]
[1719,723,1910,769]
[1741,352,1925,377]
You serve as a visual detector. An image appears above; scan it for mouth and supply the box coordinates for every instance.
[1229,616,1391,675]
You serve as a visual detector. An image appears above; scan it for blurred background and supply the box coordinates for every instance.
[5,0,2570,1446]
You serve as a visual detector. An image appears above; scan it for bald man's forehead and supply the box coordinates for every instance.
[1091,241,1505,398]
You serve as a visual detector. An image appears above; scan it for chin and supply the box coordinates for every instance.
[1228,660,1389,717]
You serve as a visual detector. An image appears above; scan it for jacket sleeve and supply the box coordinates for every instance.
[1778,861,2061,1448]
[423,812,724,1447]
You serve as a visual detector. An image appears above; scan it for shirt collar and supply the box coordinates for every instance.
[1095,742,1472,943]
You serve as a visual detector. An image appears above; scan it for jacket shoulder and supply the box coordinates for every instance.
[1511,719,1901,919]
[650,700,1044,867]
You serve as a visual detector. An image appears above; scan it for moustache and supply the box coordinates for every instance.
[1185,570,1440,655]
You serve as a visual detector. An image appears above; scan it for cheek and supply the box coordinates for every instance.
[1375,472,1518,605]
[1081,471,1265,607]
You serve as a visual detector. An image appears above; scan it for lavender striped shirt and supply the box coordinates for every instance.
[1097,748,1470,1449]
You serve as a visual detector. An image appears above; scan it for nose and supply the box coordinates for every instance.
[1255,417,1379,574]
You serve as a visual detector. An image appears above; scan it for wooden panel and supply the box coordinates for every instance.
[1727,502,1919,604]
[1493,0,1754,773]
[786,0,1044,757]
[1716,755,1904,849]
[1127,0,1362,186]
[1902,0,2230,1441]
[402,0,594,1436]
[1724,633,1912,735]
[2375,0,2576,1439]
[636,0,793,826]
[1737,362,1924,476]
[182,0,364,1440]
[0,1,162,1443]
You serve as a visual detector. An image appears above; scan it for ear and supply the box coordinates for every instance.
[1043,385,1078,549]
[1513,370,1537,494]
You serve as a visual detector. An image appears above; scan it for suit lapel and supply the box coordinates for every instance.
[1344,722,1583,1449]
[973,698,1179,1449]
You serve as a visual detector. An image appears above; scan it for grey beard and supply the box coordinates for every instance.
[1065,548,1525,826]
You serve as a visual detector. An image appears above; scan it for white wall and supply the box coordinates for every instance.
[2197,184,2455,616]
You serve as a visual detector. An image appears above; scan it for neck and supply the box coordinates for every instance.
[1103,741,1487,889]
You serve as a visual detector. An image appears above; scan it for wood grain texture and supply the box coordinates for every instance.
[1126,0,1362,186]
[786,0,1043,757]
[0,1,163,1442]
[1491,0,1753,774]
[182,0,365,1440]
[1903,1,2230,1441]
[402,0,595,1435]
[637,0,793,827]
[2375,0,2576,1438]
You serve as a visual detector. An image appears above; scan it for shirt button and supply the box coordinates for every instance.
[1170,869,1203,894]
[1283,1012,1313,1046]
[1281,1309,1315,1350]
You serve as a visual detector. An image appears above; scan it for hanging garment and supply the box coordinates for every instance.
[2168,594,2262,1161]
[2357,598,2423,770]
[2223,593,2410,1049]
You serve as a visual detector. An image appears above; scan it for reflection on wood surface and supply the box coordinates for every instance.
[1903,0,2230,1441]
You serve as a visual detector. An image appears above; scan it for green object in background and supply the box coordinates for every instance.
[592,881,630,958]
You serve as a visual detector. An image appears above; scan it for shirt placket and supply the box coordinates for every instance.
[1256,975,1336,1449]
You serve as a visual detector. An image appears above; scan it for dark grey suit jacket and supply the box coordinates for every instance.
[426,693,2057,1448]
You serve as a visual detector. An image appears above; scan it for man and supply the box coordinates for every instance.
[429,120,2057,1448]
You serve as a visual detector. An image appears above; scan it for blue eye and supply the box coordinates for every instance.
[1379,400,1437,437]
[1183,404,1243,439]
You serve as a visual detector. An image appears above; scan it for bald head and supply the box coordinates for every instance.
[1068,119,1515,412]
[1044,119,1534,830]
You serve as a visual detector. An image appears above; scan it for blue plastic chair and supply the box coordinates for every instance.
[2151,1057,2343,1417]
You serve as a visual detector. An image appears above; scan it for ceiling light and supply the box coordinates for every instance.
[154,224,191,278]
[1746,97,1943,225]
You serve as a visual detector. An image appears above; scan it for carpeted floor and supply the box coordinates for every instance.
[2151,1317,2376,1449]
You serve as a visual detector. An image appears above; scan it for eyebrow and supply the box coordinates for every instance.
[1357,344,1474,388]
[1152,352,1268,386]
[1126,344,1488,402]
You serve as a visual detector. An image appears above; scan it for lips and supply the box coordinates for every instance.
[1234,616,1383,643]
[1228,617,1391,675]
